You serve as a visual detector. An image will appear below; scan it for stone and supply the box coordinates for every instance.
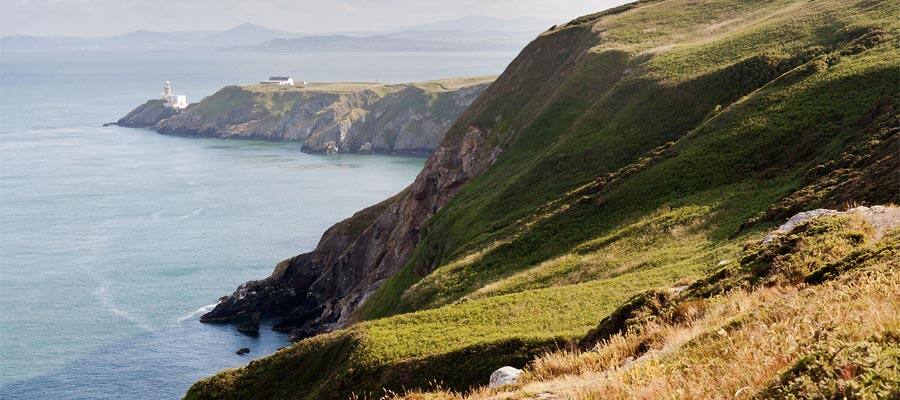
[488,366,522,388]
[763,205,900,243]
[236,347,250,355]
[236,312,261,336]
[764,208,838,243]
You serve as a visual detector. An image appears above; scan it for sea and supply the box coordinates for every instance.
[0,50,517,399]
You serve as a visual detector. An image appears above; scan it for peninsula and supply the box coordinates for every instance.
[118,76,494,154]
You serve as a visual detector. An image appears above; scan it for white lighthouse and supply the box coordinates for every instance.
[162,81,188,109]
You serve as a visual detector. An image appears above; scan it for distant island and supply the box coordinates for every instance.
[117,76,494,155]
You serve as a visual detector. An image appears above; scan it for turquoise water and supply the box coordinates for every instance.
[0,50,516,398]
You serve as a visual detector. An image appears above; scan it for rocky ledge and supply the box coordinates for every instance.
[118,77,493,154]
[116,99,180,128]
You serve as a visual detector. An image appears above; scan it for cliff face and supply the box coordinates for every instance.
[186,0,900,398]
[200,26,597,338]
[122,78,492,154]
[116,99,179,128]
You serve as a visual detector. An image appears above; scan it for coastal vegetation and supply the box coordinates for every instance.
[185,0,900,398]
[118,76,494,154]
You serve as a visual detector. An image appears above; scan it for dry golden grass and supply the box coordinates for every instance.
[390,237,899,400]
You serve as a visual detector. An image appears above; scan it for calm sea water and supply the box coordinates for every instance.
[0,50,516,399]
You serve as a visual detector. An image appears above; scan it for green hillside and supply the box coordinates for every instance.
[185,0,899,398]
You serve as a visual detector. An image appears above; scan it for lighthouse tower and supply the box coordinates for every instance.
[163,81,174,98]
[161,81,188,109]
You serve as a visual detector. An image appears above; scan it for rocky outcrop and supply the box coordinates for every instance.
[116,99,180,128]
[120,78,493,154]
[488,366,522,388]
[199,26,595,339]
[766,205,900,243]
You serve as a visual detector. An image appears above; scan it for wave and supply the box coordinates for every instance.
[92,285,155,332]
[177,303,217,323]
[177,207,204,219]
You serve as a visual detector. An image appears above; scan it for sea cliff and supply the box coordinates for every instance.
[118,77,493,154]
[187,0,900,398]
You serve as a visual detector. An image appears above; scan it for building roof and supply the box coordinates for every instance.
[269,76,293,81]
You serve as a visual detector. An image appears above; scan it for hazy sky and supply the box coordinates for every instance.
[0,0,631,37]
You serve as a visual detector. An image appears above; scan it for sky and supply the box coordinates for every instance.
[0,0,631,37]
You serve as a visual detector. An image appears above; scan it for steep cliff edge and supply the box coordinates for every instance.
[120,77,492,154]
[199,23,595,338]
[188,0,899,398]
[116,99,179,128]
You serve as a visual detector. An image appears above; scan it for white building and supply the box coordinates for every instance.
[162,81,188,109]
[265,76,295,86]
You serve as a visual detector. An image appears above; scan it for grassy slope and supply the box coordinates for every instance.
[188,76,496,118]
[372,0,899,317]
[399,218,900,399]
[185,0,899,398]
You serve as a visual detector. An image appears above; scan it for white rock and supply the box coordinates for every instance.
[488,366,522,388]
[763,206,900,244]
[764,208,838,243]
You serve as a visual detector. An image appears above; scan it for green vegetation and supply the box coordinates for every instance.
[186,0,900,398]
[364,0,899,319]
[189,76,495,119]
[757,334,900,400]
[685,214,878,297]
[390,219,899,400]
[188,207,720,399]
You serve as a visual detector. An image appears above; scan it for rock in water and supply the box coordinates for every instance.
[488,366,522,388]
[236,312,261,336]
[236,347,250,355]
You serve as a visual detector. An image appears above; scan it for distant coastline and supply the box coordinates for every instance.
[116,76,494,155]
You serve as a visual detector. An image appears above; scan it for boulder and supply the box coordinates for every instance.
[236,347,250,355]
[488,366,522,388]
[236,312,261,336]
[764,205,900,243]
[763,208,838,243]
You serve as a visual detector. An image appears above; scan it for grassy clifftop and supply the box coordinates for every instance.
[136,76,494,154]
[186,0,899,398]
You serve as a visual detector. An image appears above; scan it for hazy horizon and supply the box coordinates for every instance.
[0,0,630,37]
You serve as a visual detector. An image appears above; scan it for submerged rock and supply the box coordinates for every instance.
[488,366,522,388]
[236,347,250,355]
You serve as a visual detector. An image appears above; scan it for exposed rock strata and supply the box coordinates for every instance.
[117,99,180,128]
[199,27,593,338]
[119,78,492,154]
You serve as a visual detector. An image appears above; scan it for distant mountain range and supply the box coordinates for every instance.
[0,16,558,53]
[0,23,293,52]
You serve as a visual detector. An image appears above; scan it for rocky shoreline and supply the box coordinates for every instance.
[193,27,580,341]
[117,78,493,155]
